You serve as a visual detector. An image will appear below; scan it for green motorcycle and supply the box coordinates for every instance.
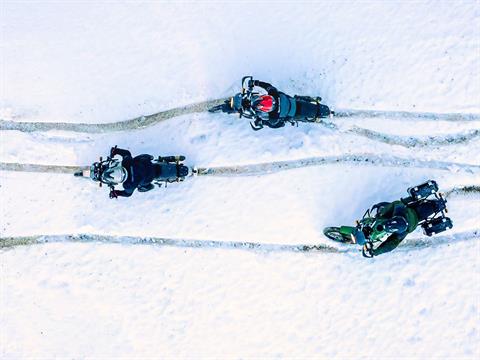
[323,180,453,256]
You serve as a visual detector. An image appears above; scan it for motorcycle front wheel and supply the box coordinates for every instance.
[208,104,224,113]
[323,227,353,243]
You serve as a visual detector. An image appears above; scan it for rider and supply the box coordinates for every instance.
[362,200,419,257]
[248,80,285,130]
[247,79,330,130]
[107,146,157,198]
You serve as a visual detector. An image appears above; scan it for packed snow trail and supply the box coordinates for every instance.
[0,98,228,133]
[0,234,340,253]
[1,100,480,147]
[195,155,480,176]
[1,100,479,134]
[1,230,477,252]
[344,126,480,148]
[334,109,480,121]
[0,162,88,174]
[2,154,480,177]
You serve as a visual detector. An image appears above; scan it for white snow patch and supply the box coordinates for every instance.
[1,1,480,358]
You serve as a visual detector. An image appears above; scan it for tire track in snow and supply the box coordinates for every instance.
[0,162,88,174]
[444,185,480,198]
[2,104,478,133]
[399,229,479,251]
[0,234,340,253]
[0,98,228,133]
[1,101,479,147]
[334,109,480,121]
[1,230,478,253]
[2,154,480,177]
[345,126,480,148]
[196,154,480,176]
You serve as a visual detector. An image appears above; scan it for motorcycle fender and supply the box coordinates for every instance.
[339,226,356,235]
[339,226,358,244]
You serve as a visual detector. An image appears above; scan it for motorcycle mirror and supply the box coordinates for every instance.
[99,156,102,162]
[439,192,447,203]
[241,76,253,93]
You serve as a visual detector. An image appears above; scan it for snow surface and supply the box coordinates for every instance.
[1,1,480,358]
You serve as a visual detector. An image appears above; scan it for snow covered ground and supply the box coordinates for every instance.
[1,1,480,358]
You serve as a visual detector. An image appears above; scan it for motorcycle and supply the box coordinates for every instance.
[323,180,453,255]
[74,154,191,191]
[209,76,333,130]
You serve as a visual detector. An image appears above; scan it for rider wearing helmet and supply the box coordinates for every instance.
[248,80,285,130]
[108,146,156,198]
[101,159,128,184]
[363,200,419,257]
[247,79,331,130]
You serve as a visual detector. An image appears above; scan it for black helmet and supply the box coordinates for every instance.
[382,216,408,234]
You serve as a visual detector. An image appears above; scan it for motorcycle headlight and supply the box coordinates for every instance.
[89,164,97,180]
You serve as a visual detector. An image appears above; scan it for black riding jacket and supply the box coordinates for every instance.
[111,148,155,197]
[252,80,286,129]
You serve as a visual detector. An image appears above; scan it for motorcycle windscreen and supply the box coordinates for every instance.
[89,164,98,180]
[353,229,367,245]
[232,94,243,111]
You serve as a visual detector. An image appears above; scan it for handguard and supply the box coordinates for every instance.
[250,119,264,131]
[362,242,374,258]
[109,188,118,199]
[353,228,367,245]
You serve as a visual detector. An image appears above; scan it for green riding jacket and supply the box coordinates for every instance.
[373,200,419,256]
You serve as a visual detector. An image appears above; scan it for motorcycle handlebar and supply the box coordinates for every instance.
[241,76,254,94]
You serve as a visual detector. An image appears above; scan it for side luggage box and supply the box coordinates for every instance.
[422,216,453,236]
[408,180,438,200]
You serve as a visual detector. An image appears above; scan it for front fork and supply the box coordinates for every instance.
[340,225,372,246]
[340,225,374,257]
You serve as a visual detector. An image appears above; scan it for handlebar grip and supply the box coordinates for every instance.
[242,75,253,84]
[241,76,254,92]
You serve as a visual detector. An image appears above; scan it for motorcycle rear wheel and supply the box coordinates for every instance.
[323,227,353,243]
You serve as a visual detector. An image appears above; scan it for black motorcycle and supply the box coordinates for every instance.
[74,154,190,191]
[209,76,333,130]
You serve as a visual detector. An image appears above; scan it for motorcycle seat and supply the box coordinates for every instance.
[153,163,177,180]
[278,93,296,118]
